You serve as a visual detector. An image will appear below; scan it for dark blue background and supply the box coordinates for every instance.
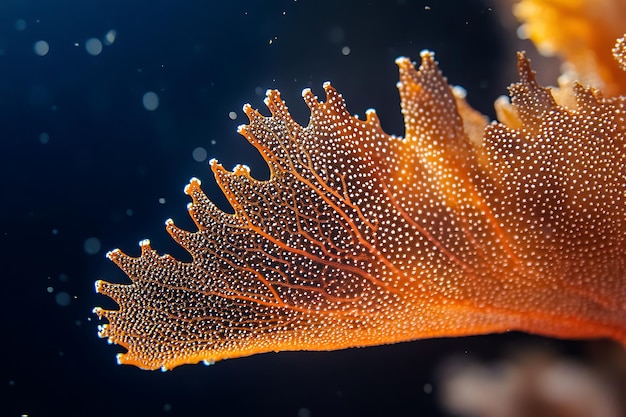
[1,1,595,416]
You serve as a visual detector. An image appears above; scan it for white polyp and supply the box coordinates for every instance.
[420,49,434,59]
[139,238,150,247]
[452,85,467,99]
[234,164,250,174]
[165,218,174,226]
[495,95,510,106]
[395,56,408,65]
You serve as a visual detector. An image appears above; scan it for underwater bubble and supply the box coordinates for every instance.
[83,237,101,255]
[14,19,26,31]
[192,147,208,162]
[142,91,159,111]
[85,38,103,56]
[55,291,71,307]
[104,29,117,45]
[328,26,345,44]
[34,40,49,56]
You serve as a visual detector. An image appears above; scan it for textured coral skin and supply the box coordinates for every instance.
[94,47,626,371]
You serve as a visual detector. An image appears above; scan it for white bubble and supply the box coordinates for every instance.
[39,132,50,144]
[142,91,159,111]
[341,46,351,56]
[83,236,101,255]
[14,19,27,31]
[55,291,71,307]
[192,146,208,162]
[85,38,103,56]
[34,40,49,56]
[104,29,117,45]
[47,286,54,293]
[158,197,166,204]
[228,111,237,120]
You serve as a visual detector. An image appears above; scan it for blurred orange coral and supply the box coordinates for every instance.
[439,342,626,417]
[514,0,626,95]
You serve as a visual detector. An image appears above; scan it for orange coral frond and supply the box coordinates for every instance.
[94,46,626,370]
